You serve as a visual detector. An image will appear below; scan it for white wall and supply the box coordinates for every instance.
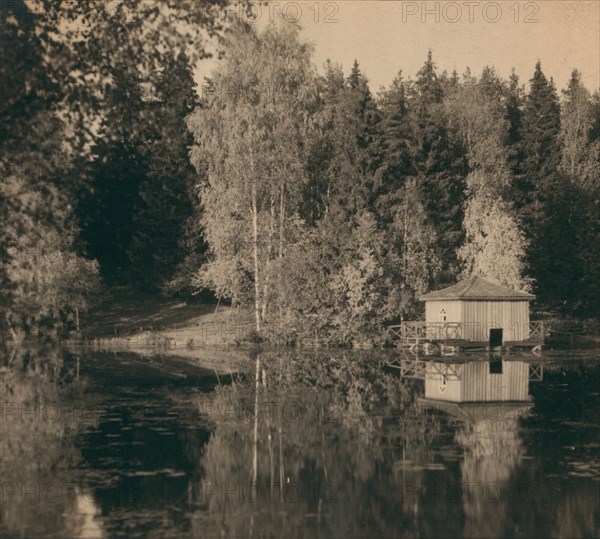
[424,300,531,341]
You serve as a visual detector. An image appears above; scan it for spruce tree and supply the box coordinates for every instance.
[517,62,579,309]
[129,52,197,291]
[324,60,382,222]
[79,68,148,283]
[375,73,437,318]
[505,70,524,179]
[309,59,382,270]
[559,71,600,315]
[375,72,415,203]
[515,62,562,219]
[411,52,467,286]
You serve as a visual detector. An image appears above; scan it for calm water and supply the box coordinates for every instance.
[1,347,599,539]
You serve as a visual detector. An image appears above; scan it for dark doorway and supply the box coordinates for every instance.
[489,360,503,374]
[489,328,503,348]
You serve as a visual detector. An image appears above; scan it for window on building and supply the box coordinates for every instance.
[439,309,447,322]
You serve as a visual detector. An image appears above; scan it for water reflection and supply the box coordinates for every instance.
[187,351,417,538]
[64,489,105,538]
[0,347,103,538]
[415,358,538,539]
[0,348,598,538]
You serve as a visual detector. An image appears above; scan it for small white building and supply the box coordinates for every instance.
[424,360,531,403]
[418,276,536,344]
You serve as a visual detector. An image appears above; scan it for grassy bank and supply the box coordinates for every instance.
[72,289,600,351]
[77,288,255,347]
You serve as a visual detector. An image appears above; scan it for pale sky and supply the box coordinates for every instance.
[198,0,600,94]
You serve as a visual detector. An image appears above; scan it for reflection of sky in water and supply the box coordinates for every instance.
[0,348,598,538]
[72,489,105,539]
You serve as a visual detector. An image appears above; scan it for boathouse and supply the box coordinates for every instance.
[423,360,532,403]
[393,276,544,348]
[391,356,544,401]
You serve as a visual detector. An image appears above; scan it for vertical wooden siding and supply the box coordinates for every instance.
[461,300,530,341]
[461,361,529,402]
[424,299,531,341]
[425,361,530,402]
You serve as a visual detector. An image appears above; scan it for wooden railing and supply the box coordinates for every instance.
[388,321,545,344]
[528,363,544,381]
[398,322,478,342]
[387,358,460,380]
[528,321,544,341]
[389,357,544,381]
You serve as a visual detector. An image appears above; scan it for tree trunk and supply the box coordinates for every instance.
[247,121,262,334]
[252,355,260,485]
[6,319,19,343]
[278,425,285,500]
[279,184,285,258]
[251,183,261,333]
[262,192,275,322]
[278,184,286,325]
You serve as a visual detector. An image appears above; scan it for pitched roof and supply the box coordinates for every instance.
[419,276,535,301]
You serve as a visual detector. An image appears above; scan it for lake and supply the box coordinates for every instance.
[1,347,599,538]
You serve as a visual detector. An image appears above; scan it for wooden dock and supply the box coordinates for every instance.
[387,321,544,354]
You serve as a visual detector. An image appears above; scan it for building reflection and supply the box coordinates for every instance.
[396,354,544,538]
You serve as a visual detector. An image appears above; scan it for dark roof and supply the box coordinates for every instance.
[419,276,535,301]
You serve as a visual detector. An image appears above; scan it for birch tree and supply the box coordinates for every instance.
[448,67,530,291]
[187,20,315,332]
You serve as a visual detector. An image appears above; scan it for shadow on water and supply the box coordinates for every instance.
[0,347,598,538]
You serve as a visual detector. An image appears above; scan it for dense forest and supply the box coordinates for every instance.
[2,2,599,343]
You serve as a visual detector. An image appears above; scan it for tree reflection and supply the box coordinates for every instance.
[415,357,600,539]
[188,350,441,538]
[1,348,598,538]
[0,347,101,538]
[456,404,529,539]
